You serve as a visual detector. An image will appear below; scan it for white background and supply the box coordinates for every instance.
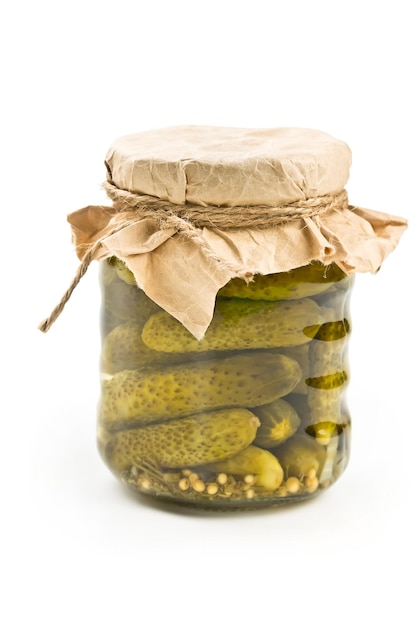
[2,1,416,625]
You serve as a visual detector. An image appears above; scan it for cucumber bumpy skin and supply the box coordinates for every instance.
[204,445,284,491]
[142,298,323,353]
[105,408,260,471]
[217,262,347,301]
[99,352,302,430]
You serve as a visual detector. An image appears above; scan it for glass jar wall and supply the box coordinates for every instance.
[97,258,354,509]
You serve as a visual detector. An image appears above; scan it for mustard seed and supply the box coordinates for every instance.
[179,478,190,491]
[217,473,228,485]
[192,479,206,493]
[206,483,219,496]
[285,477,301,494]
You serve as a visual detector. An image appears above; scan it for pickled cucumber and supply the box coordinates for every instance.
[218,262,347,301]
[274,434,326,479]
[204,445,284,491]
[108,257,137,285]
[99,352,302,430]
[106,408,260,471]
[279,344,310,394]
[142,298,323,353]
[101,322,187,373]
[253,399,300,448]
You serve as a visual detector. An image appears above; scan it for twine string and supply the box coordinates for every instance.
[103,180,348,229]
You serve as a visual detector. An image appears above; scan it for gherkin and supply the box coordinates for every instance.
[142,297,323,353]
[204,445,284,491]
[101,322,188,374]
[273,434,326,479]
[279,344,310,394]
[218,262,347,301]
[106,409,260,470]
[108,257,137,285]
[253,398,300,448]
[99,352,302,430]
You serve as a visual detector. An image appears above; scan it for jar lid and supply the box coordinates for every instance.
[105,125,352,207]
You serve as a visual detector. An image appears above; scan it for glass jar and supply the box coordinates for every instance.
[97,257,354,509]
